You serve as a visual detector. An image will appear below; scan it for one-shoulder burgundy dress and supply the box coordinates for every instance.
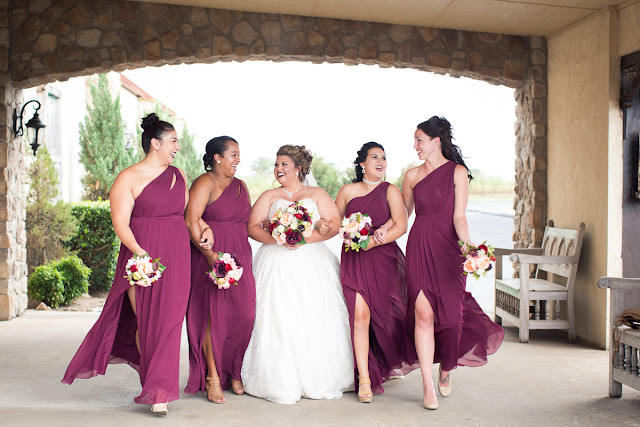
[62,166,191,405]
[340,182,418,394]
[405,162,504,371]
[185,177,256,393]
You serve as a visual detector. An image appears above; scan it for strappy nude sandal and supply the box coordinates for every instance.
[358,377,373,403]
[231,379,245,395]
[205,376,225,404]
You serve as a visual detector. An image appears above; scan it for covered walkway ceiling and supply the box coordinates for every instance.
[131,0,629,37]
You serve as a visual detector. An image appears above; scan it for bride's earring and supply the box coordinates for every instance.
[296,172,299,176]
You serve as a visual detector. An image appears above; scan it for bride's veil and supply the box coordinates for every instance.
[303,171,318,187]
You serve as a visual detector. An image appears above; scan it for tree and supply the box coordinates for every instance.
[26,147,79,273]
[78,74,136,200]
[251,156,274,176]
[391,163,420,191]
[311,157,350,199]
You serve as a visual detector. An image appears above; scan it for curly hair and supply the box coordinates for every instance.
[276,145,313,183]
[352,141,385,183]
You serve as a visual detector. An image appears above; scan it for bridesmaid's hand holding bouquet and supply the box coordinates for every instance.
[458,240,496,279]
[268,202,313,246]
[206,252,243,290]
[124,253,166,287]
[340,212,372,252]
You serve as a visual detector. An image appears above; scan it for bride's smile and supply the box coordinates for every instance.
[274,155,302,187]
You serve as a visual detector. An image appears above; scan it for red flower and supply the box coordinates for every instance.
[130,264,138,272]
[491,256,496,261]
[478,244,488,252]
[360,228,369,236]
[224,263,232,272]
[295,213,303,219]
[285,228,292,236]
[229,278,236,284]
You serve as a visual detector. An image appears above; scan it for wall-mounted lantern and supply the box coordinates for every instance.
[13,100,47,155]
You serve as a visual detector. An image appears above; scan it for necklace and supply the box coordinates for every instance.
[282,181,302,198]
[363,177,383,185]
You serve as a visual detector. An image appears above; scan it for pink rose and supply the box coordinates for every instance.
[475,256,491,271]
[280,212,293,227]
[345,221,358,233]
[463,257,477,273]
[302,227,313,238]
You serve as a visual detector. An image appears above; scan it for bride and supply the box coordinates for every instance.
[241,144,354,404]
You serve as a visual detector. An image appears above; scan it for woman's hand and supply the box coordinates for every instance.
[284,243,300,250]
[199,227,214,250]
[205,251,220,266]
[316,219,333,236]
[135,247,148,257]
[373,226,388,245]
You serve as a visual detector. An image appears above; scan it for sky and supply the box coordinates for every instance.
[124,61,517,180]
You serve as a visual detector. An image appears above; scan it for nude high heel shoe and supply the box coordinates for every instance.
[150,403,168,416]
[438,365,451,397]
[358,377,373,403]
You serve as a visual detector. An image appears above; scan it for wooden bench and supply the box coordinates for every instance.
[494,220,585,343]
[597,277,640,397]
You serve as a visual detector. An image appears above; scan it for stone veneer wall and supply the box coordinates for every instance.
[0,0,547,319]
[0,0,28,320]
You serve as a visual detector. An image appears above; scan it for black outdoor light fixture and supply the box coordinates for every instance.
[13,100,47,155]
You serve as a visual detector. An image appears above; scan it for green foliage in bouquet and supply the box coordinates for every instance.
[67,201,119,292]
[28,256,91,308]
[26,146,79,274]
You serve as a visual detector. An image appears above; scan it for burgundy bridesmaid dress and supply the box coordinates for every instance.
[340,182,418,394]
[62,166,191,405]
[406,161,504,371]
[185,177,256,393]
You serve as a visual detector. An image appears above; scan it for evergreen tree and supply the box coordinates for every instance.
[78,74,136,200]
[26,147,79,273]
[311,156,350,199]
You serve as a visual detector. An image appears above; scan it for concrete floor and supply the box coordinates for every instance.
[0,311,639,426]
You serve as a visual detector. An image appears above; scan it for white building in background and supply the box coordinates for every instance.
[22,71,184,202]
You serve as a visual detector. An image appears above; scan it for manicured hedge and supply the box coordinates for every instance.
[28,255,91,308]
[67,201,119,292]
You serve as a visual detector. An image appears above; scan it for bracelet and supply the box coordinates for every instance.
[201,226,211,234]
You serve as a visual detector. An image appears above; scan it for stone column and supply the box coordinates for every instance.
[0,0,27,320]
[513,36,547,250]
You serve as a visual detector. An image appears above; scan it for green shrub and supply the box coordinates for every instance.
[28,265,65,308]
[28,256,92,308]
[67,201,119,292]
[51,256,91,303]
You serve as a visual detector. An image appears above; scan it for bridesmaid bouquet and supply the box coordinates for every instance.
[458,241,496,279]
[268,202,313,245]
[340,212,372,252]
[124,253,166,287]
[207,252,243,289]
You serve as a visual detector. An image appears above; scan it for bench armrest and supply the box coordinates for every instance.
[597,277,640,290]
[509,254,579,264]
[494,247,543,257]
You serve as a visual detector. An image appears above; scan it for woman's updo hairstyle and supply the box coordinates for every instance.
[203,136,237,171]
[353,141,384,183]
[276,145,313,183]
[417,116,473,180]
[140,113,175,154]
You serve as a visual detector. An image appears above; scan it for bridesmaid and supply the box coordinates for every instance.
[403,116,504,410]
[335,142,418,403]
[184,136,256,404]
[62,113,203,416]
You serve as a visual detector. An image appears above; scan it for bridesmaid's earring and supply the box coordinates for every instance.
[217,160,221,164]
[296,172,299,176]
[156,147,160,151]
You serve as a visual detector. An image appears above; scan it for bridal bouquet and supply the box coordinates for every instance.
[124,253,166,287]
[458,241,496,279]
[268,202,313,245]
[340,212,372,252]
[207,252,243,289]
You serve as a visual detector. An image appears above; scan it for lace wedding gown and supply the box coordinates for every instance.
[241,198,354,404]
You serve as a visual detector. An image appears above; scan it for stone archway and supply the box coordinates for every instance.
[0,0,546,319]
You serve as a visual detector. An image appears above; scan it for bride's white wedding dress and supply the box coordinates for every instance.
[241,198,354,404]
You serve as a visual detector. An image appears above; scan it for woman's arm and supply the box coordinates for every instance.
[110,170,146,256]
[305,189,341,243]
[366,184,407,250]
[452,165,473,245]
[402,169,417,218]
[248,191,277,244]
[184,176,216,263]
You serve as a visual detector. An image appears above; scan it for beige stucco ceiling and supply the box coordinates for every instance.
[130,0,632,36]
